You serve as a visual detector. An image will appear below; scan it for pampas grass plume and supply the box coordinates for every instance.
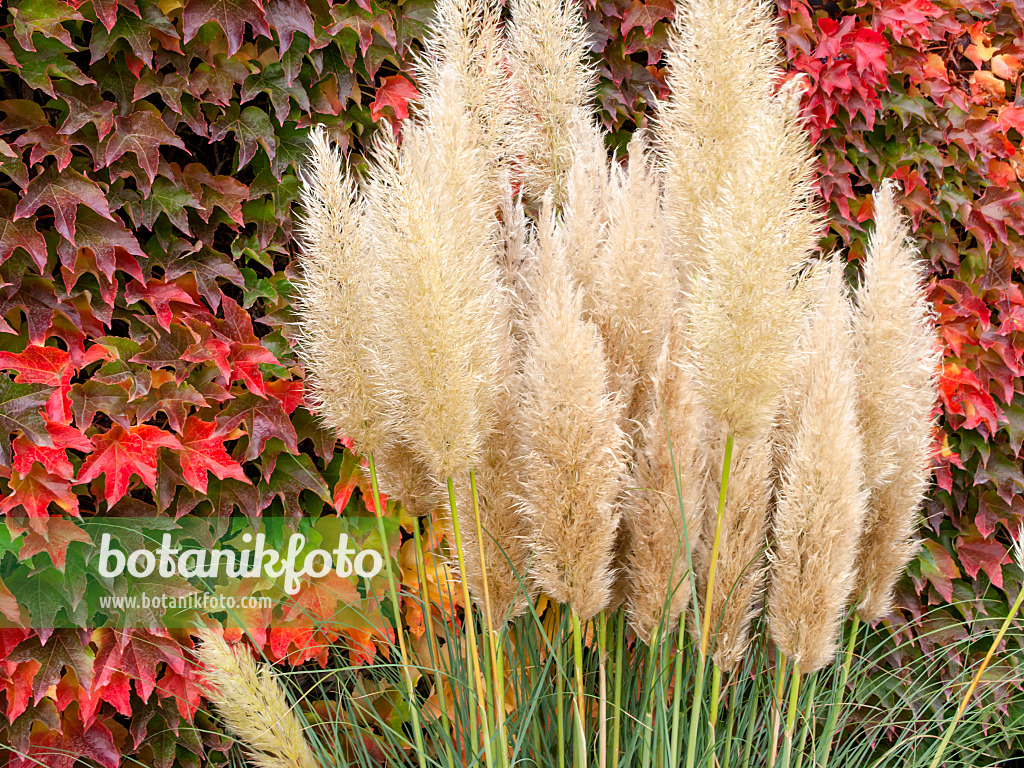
[679,59,821,440]
[853,180,939,622]
[364,72,506,480]
[195,630,319,768]
[506,0,596,204]
[768,258,867,673]
[624,312,707,642]
[519,200,627,621]
[694,431,774,670]
[294,127,392,457]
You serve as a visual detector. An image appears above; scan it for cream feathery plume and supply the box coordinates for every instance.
[497,174,535,349]
[453,369,534,623]
[560,116,610,306]
[519,200,627,621]
[506,0,596,204]
[195,631,319,768]
[624,312,707,643]
[768,258,868,673]
[853,180,939,622]
[656,0,781,288]
[293,127,392,456]
[693,430,774,671]
[364,70,506,480]
[591,131,677,430]
[682,75,822,440]
[416,0,509,198]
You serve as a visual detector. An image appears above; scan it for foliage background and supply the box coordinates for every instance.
[0,0,1022,764]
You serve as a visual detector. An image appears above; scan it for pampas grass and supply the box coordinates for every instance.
[624,312,706,643]
[852,180,940,622]
[519,201,627,621]
[273,1,961,767]
[195,630,319,768]
[506,0,596,204]
[768,258,866,674]
[293,127,392,458]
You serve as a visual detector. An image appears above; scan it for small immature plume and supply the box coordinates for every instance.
[768,259,867,673]
[506,0,596,204]
[560,116,611,311]
[656,0,782,288]
[293,127,393,457]
[852,180,939,622]
[195,630,319,768]
[519,201,627,621]
[624,313,707,643]
[682,75,822,441]
[693,431,774,671]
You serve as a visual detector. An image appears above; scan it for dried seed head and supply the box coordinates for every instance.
[694,431,774,671]
[506,0,596,204]
[624,312,707,643]
[364,70,507,479]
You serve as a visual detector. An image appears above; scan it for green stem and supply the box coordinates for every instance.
[641,629,659,768]
[778,665,801,768]
[598,612,608,768]
[684,654,707,768]
[792,672,816,768]
[413,521,454,768]
[572,609,588,768]
[611,611,624,768]
[740,673,757,768]
[445,477,493,768]
[818,612,859,766]
[669,608,687,766]
[366,454,426,768]
[769,648,785,768]
[928,586,1024,768]
[558,611,566,768]
[705,664,723,768]
[469,470,509,768]
[699,433,734,655]
[721,680,737,768]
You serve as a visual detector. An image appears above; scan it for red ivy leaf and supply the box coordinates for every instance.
[0,189,47,271]
[13,165,115,246]
[0,465,80,518]
[216,392,298,461]
[17,516,92,571]
[0,345,74,425]
[125,279,202,330]
[104,111,188,185]
[370,75,419,122]
[177,417,250,493]
[265,0,315,54]
[620,0,673,38]
[78,424,181,506]
[28,705,118,768]
[182,0,271,56]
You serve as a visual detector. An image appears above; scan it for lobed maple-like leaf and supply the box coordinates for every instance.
[182,0,271,56]
[176,417,250,493]
[13,166,115,246]
[77,424,181,506]
[0,376,53,466]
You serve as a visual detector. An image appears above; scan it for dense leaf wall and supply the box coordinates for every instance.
[0,0,1021,764]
